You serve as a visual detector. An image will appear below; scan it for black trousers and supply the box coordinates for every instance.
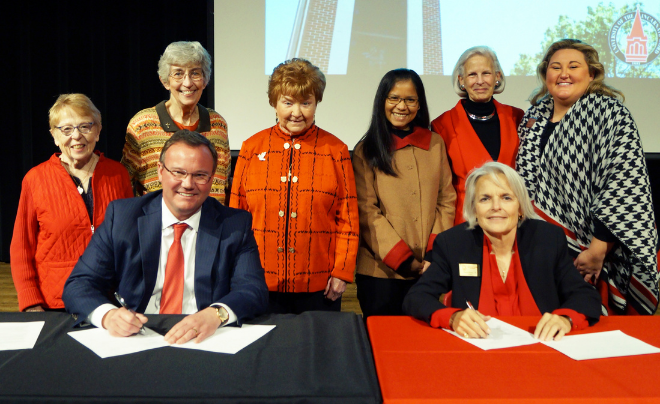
[355,273,418,319]
[267,291,342,315]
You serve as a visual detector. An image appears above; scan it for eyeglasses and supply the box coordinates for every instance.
[55,122,95,136]
[169,70,204,83]
[162,164,212,185]
[386,96,419,107]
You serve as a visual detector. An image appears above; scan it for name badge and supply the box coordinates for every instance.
[459,263,480,277]
[525,118,537,128]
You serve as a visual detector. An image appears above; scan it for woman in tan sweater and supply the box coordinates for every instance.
[352,69,456,318]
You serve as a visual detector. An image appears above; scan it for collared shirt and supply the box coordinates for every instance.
[146,199,202,314]
[88,200,236,328]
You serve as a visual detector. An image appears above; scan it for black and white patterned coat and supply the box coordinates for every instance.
[517,93,659,315]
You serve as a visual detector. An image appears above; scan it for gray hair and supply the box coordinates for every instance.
[463,162,538,229]
[157,41,212,86]
[451,46,506,98]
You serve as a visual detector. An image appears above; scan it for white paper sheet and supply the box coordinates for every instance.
[542,330,660,360]
[443,317,539,350]
[68,327,169,358]
[171,324,276,354]
[0,322,45,350]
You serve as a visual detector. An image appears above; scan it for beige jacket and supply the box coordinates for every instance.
[352,128,456,280]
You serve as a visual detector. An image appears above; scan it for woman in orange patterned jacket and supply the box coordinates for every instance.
[230,59,359,314]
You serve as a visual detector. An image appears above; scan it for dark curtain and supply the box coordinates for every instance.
[2,0,214,261]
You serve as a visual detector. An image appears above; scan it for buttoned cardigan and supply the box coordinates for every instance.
[230,124,359,293]
[352,128,456,280]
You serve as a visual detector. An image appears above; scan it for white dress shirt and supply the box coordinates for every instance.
[88,200,236,328]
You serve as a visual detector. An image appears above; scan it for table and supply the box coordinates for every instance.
[368,315,660,403]
[0,311,381,404]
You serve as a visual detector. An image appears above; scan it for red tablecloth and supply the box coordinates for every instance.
[367,316,660,403]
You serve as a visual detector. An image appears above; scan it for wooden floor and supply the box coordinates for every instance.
[0,263,18,312]
[0,262,363,314]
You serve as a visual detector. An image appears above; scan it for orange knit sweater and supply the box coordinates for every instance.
[10,153,133,311]
[230,124,359,293]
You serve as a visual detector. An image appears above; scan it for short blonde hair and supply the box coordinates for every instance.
[268,58,326,107]
[157,41,212,86]
[48,94,101,130]
[463,162,538,229]
[452,46,506,98]
[530,39,624,105]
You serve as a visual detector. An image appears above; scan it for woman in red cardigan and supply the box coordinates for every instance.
[230,59,359,314]
[11,94,133,312]
[431,46,524,225]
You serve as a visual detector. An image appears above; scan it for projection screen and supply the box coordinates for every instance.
[215,0,660,152]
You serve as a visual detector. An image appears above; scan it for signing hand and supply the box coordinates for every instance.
[164,307,222,344]
[102,308,148,337]
[25,305,45,312]
[450,309,491,339]
[534,313,571,341]
[324,277,347,301]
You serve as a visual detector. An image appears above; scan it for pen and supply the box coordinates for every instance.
[114,292,145,335]
[466,300,490,338]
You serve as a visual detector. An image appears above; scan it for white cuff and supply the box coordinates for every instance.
[88,303,118,328]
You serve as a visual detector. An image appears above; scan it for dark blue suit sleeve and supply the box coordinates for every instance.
[215,214,268,324]
[403,233,454,323]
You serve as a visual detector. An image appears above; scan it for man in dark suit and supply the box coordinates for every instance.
[63,130,268,344]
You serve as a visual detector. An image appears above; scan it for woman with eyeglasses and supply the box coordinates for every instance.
[352,69,456,318]
[11,94,133,312]
[431,47,524,226]
[230,58,359,314]
[121,41,230,204]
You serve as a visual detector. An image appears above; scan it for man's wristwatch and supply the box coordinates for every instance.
[215,306,229,327]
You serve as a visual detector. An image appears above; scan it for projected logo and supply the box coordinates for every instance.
[609,7,660,66]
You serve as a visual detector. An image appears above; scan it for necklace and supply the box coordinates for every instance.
[467,111,495,121]
[62,155,96,194]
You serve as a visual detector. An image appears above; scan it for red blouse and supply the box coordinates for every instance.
[431,236,587,331]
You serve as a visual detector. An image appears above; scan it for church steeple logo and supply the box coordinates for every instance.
[625,7,648,63]
[609,7,660,67]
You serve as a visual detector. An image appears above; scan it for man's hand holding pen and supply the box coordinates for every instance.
[102,307,149,337]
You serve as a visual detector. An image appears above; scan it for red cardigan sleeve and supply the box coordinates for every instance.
[10,174,46,310]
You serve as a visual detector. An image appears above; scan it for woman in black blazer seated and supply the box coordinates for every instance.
[403,162,600,341]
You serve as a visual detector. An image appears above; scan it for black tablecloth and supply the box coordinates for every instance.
[0,311,381,403]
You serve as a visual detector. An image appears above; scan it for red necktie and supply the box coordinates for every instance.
[160,223,188,314]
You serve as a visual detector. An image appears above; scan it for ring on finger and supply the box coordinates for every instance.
[192,328,198,336]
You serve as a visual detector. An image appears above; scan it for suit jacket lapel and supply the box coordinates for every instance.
[194,199,222,309]
[515,222,548,313]
[465,227,485,309]
[137,194,163,313]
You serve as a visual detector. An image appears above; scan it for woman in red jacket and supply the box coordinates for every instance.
[230,59,359,314]
[11,94,133,312]
[431,46,524,225]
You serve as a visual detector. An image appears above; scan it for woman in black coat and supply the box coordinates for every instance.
[403,162,600,341]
